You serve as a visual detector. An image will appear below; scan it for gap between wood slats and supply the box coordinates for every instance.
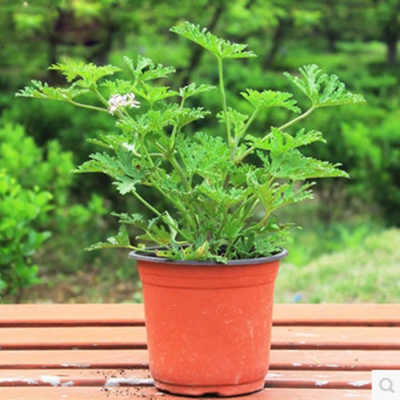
[0,349,399,371]
[0,386,372,399]
[0,326,399,350]
[0,369,372,389]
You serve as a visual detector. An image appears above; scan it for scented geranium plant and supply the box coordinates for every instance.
[17,22,365,262]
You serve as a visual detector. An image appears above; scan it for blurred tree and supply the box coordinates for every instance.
[371,0,400,65]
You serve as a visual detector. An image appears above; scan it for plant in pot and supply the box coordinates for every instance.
[17,22,365,397]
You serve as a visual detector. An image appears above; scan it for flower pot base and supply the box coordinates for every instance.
[154,377,265,397]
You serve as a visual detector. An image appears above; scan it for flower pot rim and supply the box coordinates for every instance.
[129,247,288,266]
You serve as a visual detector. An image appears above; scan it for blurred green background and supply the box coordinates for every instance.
[1,0,400,303]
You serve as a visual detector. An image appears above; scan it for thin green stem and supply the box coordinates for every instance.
[69,100,108,113]
[237,109,260,144]
[167,154,191,192]
[132,190,162,217]
[217,58,233,151]
[132,189,192,241]
[235,106,317,164]
[278,105,316,131]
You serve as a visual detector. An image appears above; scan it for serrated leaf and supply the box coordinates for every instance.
[112,212,147,229]
[217,108,249,139]
[86,225,133,251]
[171,21,256,59]
[249,128,325,153]
[50,59,121,84]
[16,80,89,101]
[101,79,135,96]
[171,107,210,129]
[268,149,349,180]
[134,82,178,105]
[247,172,314,212]
[177,132,230,179]
[241,89,301,113]
[284,64,366,108]
[179,83,216,99]
[124,55,175,82]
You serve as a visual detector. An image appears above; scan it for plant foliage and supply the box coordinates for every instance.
[0,170,52,301]
[17,22,365,262]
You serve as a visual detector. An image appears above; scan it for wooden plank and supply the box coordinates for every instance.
[0,349,399,370]
[1,326,399,350]
[0,386,371,399]
[0,327,147,350]
[1,304,400,327]
[272,326,400,350]
[272,304,400,326]
[0,304,145,327]
[0,350,149,370]
[0,369,372,389]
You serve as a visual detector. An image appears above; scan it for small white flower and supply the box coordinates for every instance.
[122,142,136,152]
[108,93,140,115]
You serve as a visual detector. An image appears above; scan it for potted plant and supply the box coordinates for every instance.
[17,22,365,396]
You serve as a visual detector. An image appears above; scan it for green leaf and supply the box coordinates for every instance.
[248,128,325,153]
[171,21,256,59]
[50,60,120,83]
[112,212,147,230]
[50,59,121,84]
[177,132,231,179]
[217,108,249,139]
[247,172,315,212]
[171,107,210,129]
[124,55,175,82]
[16,80,89,101]
[284,64,366,108]
[134,82,178,105]
[241,89,301,113]
[267,149,349,180]
[86,225,133,251]
[178,83,216,99]
[101,79,135,96]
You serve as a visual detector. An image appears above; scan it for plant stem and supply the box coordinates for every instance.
[69,100,108,113]
[278,105,316,131]
[132,190,162,217]
[217,58,233,153]
[235,106,316,164]
[238,109,260,143]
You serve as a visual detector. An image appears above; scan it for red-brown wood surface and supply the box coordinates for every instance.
[0,325,399,350]
[0,387,371,399]
[0,369,372,389]
[0,304,398,399]
[1,303,400,326]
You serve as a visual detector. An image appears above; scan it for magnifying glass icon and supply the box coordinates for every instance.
[380,378,395,393]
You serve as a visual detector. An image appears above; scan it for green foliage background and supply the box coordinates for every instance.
[1,0,400,302]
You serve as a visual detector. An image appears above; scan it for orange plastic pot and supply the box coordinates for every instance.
[129,249,287,397]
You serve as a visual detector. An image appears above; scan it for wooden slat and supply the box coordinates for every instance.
[272,326,400,350]
[0,304,144,327]
[0,327,147,350]
[0,369,372,389]
[0,349,399,371]
[0,386,371,399]
[1,326,399,350]
[0,350,149,370]
[1,304,400,327]
[272,304,400,326]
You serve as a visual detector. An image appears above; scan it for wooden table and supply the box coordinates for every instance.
[0,304,399,399]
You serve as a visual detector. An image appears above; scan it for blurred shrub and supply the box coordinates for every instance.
[0,122,110,275]
[342,110,400,225]
[0,123,74,210]
[0,170,52,302]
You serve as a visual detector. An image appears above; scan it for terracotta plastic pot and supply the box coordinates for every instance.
[129,249,287,397]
